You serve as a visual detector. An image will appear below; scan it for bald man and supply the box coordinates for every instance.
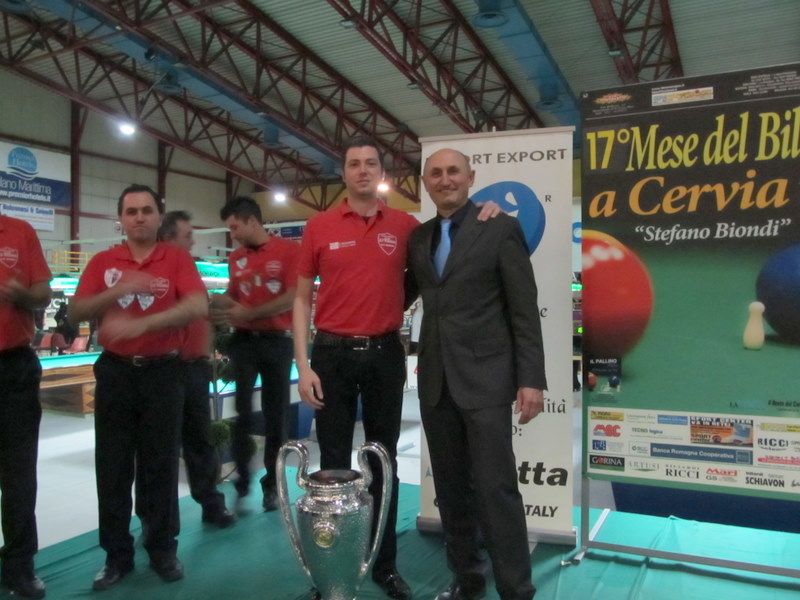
[406,149,547,600]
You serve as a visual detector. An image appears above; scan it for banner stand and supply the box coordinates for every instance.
[563,412,800,579]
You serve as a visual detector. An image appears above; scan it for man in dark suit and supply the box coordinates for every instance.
[407,148,547,600]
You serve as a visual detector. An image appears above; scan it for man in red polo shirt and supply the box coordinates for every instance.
[70,185,207,591]
[133,211,235,529]
[212,196,299,512]
[293,137,497,600]
[0,215,51,599]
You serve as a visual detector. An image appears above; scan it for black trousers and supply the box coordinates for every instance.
[229,332,293,494]
[421,384,534,600]
[0,347,41,580]
[135,359,224,518]
[311,336,405,576]
[94,353,184,568]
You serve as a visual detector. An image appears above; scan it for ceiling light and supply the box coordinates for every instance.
[339,16,357,29]
[274,192,287,203]
[118,122,136,136]
[377,182,390,194]
[472,0,507,28]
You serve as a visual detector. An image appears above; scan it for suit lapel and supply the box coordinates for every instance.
[440,202,484,282]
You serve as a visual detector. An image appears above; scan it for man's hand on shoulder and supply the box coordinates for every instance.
[475,200,502,221]
[514,387,544,425]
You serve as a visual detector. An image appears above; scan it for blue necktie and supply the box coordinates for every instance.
[434,219,452,277]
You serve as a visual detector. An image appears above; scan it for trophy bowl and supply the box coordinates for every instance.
[276,441,393,600]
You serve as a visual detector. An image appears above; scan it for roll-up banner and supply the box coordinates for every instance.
[417,128,575,543]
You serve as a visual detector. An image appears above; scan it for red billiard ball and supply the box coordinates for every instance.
[582,230,654,357]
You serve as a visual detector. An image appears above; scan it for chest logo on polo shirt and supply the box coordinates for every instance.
[104,268,122,288]
[239,281,252,296]
[117,293,135,309]
[137,293,154,310]
[329,241,356,250]
[0,247,18,269]
[266,279,282,294]
[236,257,248,269]
[265,260,282,277]
[150,277,170,299]
[377,233,397,256]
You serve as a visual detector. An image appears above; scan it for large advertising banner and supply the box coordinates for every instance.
[417,128,575,543]
[0,141,71,206]
[581,63,800,496]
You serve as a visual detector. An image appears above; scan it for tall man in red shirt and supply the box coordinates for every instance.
[70,185,207,591]
[133,211,235,528]
[0,216,51,599]
[213,196,299,511]
[294,138,417,599]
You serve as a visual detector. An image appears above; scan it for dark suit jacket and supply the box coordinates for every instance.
[408,202,547,409]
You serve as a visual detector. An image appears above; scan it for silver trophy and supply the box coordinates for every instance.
[276,441,393,600]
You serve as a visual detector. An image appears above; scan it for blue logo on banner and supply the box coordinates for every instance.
[650,443,752,464]
[592,440,607,451]
[657,415,689,425]
[471,181,545,254]
[7,147,38,181]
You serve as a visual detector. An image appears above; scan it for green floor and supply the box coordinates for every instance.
[23,478,800,599]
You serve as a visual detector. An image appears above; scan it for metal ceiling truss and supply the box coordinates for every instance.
[326,0,544,133]
[0,11,338,211]
[3,1,423,210]
[589,0,683,84]
[66,0,421,181]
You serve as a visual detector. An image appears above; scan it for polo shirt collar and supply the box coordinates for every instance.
[111,240,166,265]
[339,197,385,217]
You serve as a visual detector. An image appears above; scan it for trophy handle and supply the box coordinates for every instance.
[357,441,393,579]
[276,441,312,580]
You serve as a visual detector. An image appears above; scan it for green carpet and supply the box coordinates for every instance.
[21,477,800,599]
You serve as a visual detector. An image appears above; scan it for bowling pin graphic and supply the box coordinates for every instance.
[743,301,765,350]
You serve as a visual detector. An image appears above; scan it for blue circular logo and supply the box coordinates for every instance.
[7,147,38,180]
[471,181,546,254]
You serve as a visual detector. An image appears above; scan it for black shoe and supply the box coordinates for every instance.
[1,574,46,599]
[434,582,486,600]
[262,488,278,512]
[372,568,412,600]
[201,508,236,528]
[92,564,133,591]
[149,557,184,583]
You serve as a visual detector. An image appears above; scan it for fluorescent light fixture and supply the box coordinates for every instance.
[274,192,287,203]
[118,122,136,136]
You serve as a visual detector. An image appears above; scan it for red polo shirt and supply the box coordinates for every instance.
[0,216,52,351]
[181,318,211,360]
[297,199,419,336]
[226,235,299,331]
[74,242,206,357]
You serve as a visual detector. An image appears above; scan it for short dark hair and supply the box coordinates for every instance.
[158,210,192,241]
[118,184,164,216]
[219,195,263,223]
[342,137,384,170]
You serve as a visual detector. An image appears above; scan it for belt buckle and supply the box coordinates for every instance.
[351,336,370,351]
[131,356,146,367]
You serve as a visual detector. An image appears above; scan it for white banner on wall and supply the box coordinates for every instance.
[0,200,55,231]
[0,141,71,207]
[417,127,575,543]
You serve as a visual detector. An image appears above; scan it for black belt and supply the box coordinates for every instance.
[104,351,179,368]
[234,329,292,339]
[314,330,398,351]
